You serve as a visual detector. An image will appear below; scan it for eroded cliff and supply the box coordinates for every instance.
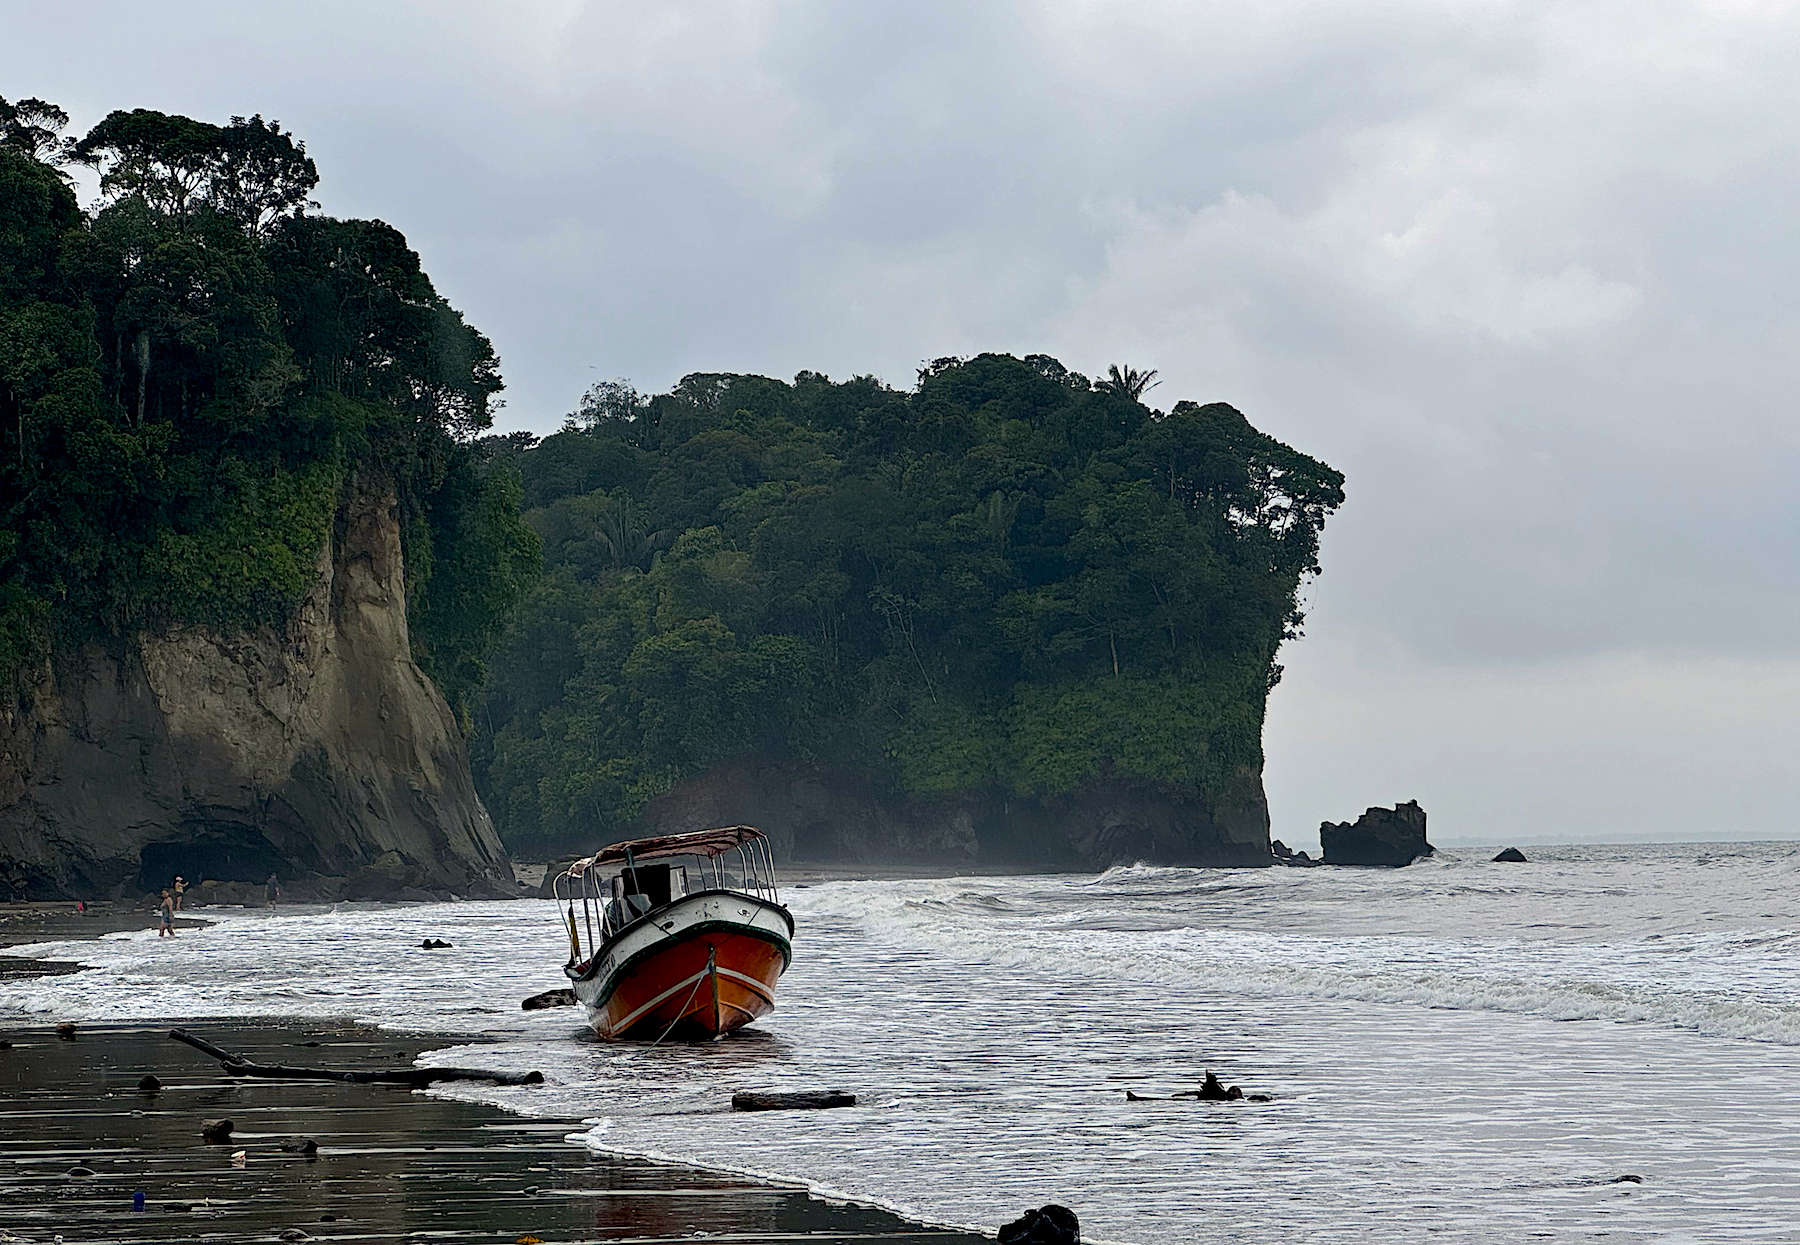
[0,481,513,901]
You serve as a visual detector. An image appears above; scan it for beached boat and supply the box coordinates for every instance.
[552,826,793,1040]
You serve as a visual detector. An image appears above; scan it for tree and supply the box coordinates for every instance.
[0,96,74,166]
[1098,363,1160,402]
[72,110,318,234]
[569,379,645,431]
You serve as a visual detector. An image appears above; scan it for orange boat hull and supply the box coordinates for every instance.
[583,928,787,1040]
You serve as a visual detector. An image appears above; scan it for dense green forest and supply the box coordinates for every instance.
[0,97,538,717]
[0,94,1343,864]
[475,357,1342,857]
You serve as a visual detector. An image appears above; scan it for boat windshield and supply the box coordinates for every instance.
[553,831,779,968]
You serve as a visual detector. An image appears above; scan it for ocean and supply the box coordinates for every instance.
[4,841,1799,1244]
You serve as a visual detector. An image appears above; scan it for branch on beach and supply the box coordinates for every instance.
[168,1028,544,1087]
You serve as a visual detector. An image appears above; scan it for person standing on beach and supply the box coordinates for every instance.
[158,890,175,937]
[265,873,280,908]
[172,875,185,911]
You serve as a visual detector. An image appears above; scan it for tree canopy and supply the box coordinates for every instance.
[0,97,537,718]
[475,354,1342,857]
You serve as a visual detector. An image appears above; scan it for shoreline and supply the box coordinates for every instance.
[0,902,213,950]
[0,911,993,1244]
[0,1018,991,1244]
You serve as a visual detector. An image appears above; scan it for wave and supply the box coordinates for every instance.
[792,881,1800,1046]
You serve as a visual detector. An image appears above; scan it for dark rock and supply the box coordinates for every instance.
[280,1138,320,1156]
[732,1089,857,1111]
[1190,1071,1240,1101]
[201,1118,234,1143]
[1492,847,1528,863]
[1271,839,1294,859]
[0,1039,11,1049]
[165,1202,192,1212]
[67,1165,96,1177]
[279,1230,313,1242]
[419,938,452,949]
[137,1074,161,1093]
[1611,1174,1644,1184]
[1132,1082,1270,1104]
[1319,801,1433,867]
[55,1021,76,1040]
[521,987,577,1011]
[1273,845,1321,867]
[0,484,514,903]
[524,1185,540,1195]
[998,1204,1080,1245]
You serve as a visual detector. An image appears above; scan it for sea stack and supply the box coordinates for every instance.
[1319,801,1433,866]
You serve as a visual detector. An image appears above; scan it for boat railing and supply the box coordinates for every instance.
[554,837,782,969]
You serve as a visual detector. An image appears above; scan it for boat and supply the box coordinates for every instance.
[551,825,794,1040]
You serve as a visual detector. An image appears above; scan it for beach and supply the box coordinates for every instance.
[8,845,1800,1243]
[0,1016,991,1244]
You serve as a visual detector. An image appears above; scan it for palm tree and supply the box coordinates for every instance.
[1098,364,1160,402]
[593,493,673,571]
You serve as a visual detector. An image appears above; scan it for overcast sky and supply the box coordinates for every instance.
[7,0,1797,846]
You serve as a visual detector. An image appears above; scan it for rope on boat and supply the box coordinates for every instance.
[646,947,715,1049]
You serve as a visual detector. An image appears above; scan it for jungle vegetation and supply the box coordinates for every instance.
[0,96,539,719]
[475,356,1342,857]
[0,94,1343,861]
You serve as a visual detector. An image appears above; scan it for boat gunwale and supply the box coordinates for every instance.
[564,889,794,991]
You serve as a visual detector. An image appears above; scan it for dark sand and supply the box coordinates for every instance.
[0,1019,990,1244]
[0,902,210,951]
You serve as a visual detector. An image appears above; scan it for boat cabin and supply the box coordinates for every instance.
[554,825,779,968]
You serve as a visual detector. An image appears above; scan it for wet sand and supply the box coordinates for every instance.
[0,902,211,950]
[0,1019,990,1244]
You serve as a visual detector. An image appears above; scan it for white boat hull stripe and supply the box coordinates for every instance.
[612,969,712,1032]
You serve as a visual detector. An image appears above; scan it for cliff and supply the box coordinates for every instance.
[633,760,1273,869]
[0,482,514,902]
[475,359,1341,871]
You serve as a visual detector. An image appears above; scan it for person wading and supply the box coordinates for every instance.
[158,890,176,938]
[172,875,185,911]
[265,873,281,908]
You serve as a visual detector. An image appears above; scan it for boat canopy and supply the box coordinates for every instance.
[572,825,767,872]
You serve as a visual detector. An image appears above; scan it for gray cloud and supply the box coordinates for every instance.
[7,0,1797,838]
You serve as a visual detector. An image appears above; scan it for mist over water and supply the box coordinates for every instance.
[5,842,1800,1244]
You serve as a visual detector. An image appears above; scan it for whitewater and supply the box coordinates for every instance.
[5,840,1800,1244]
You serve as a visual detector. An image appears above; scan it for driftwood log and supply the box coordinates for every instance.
[168,1029,544,1087]
[521,988,577,1010]
[732,1090,857,1112]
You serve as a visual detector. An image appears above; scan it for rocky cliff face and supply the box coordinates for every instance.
[0,481,513,901]
[633,760,1273,869]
